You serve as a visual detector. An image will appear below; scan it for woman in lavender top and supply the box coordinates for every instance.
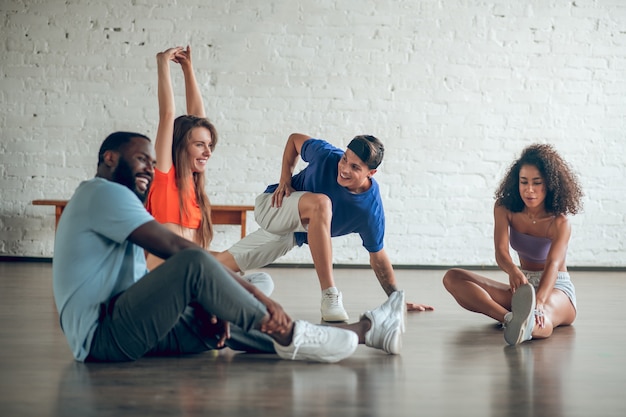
[443,144,583,345]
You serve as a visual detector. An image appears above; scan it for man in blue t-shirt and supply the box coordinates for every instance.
[52,131,408,363]
[216,133,434,322]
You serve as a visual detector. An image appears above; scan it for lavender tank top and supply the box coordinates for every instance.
[509,227,551,263]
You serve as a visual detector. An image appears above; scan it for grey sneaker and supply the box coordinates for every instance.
[273,320,358,363]
[321,287,349,322]
[362,290,405,354]
[504,283,536,346]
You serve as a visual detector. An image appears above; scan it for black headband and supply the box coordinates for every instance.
[347,138,370,165]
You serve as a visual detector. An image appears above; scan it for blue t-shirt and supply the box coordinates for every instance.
[52,178,154,361]
[265,139,385,252]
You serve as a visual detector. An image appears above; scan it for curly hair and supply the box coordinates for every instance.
[495,144,583,215]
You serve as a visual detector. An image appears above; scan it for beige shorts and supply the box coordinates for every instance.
[228,192,308,272]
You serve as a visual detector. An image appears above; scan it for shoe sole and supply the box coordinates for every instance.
[383,327,402,354]
[387,291,405,353]
[364,309,403,354]
[321,313,350,322]
[274,339,357,363]
[395,290,406,333]
[372,291,405,354]
[504,284,536,346]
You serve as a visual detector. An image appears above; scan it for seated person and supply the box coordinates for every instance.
[442,144,583,345]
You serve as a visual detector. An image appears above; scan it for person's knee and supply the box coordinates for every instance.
[174,247,219,271]
[176,247,208,259]
[300,193,332,220]
[442,268,464,292]
[214,250,241,272]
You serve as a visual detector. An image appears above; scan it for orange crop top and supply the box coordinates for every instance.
[145,167,202,229]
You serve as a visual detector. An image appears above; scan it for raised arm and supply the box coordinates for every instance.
[176,46,206,118]
[272,133,311,207]
[493,203,527,291]
[154,47,184,173]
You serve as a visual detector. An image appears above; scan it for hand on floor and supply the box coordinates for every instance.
[406,302,434,312]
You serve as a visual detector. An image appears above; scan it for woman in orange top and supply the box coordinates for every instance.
[145,46,273,295]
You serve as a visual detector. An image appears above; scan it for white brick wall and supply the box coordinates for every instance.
[1,0,625,266]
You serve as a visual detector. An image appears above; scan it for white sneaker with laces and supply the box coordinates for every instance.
[273,320,358,363]
[504,283,536,346]
[321,287,349,322]
[362,290,405,354]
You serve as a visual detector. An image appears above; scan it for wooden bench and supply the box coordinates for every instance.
[32,200,254,238]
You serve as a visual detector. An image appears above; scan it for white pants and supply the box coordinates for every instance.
[228,192,308,272]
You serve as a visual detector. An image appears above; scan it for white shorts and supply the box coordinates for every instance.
[523,270,577,310]
[228,192,308,272]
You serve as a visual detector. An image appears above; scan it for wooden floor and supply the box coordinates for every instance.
[1,262,624,417]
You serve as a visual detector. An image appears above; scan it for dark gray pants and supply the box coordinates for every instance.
[87,248,275,362]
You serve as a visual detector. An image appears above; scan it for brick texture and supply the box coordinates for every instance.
[1,0,625,266]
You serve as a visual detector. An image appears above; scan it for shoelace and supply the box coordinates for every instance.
[324,292,341,308]
[289,324,328,360]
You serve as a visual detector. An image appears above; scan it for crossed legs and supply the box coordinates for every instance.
[88,248,275,361]
[443,268,513,323]
[87,248,404,363]
[442,268,576,339]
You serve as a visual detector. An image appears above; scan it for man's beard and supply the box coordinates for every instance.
[112,157,150,202]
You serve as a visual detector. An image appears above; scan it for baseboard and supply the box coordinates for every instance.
[261,263,626,272]
[2,255,624,271]
[0,256,53,263]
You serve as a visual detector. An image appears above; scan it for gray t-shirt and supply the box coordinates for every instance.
[52,178,154,361]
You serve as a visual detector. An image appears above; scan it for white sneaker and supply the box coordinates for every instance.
[273,320,358,363]
[243,272,274,296]
[362,290,405,354]
[504,283,536,346]
[321,287,349,322]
